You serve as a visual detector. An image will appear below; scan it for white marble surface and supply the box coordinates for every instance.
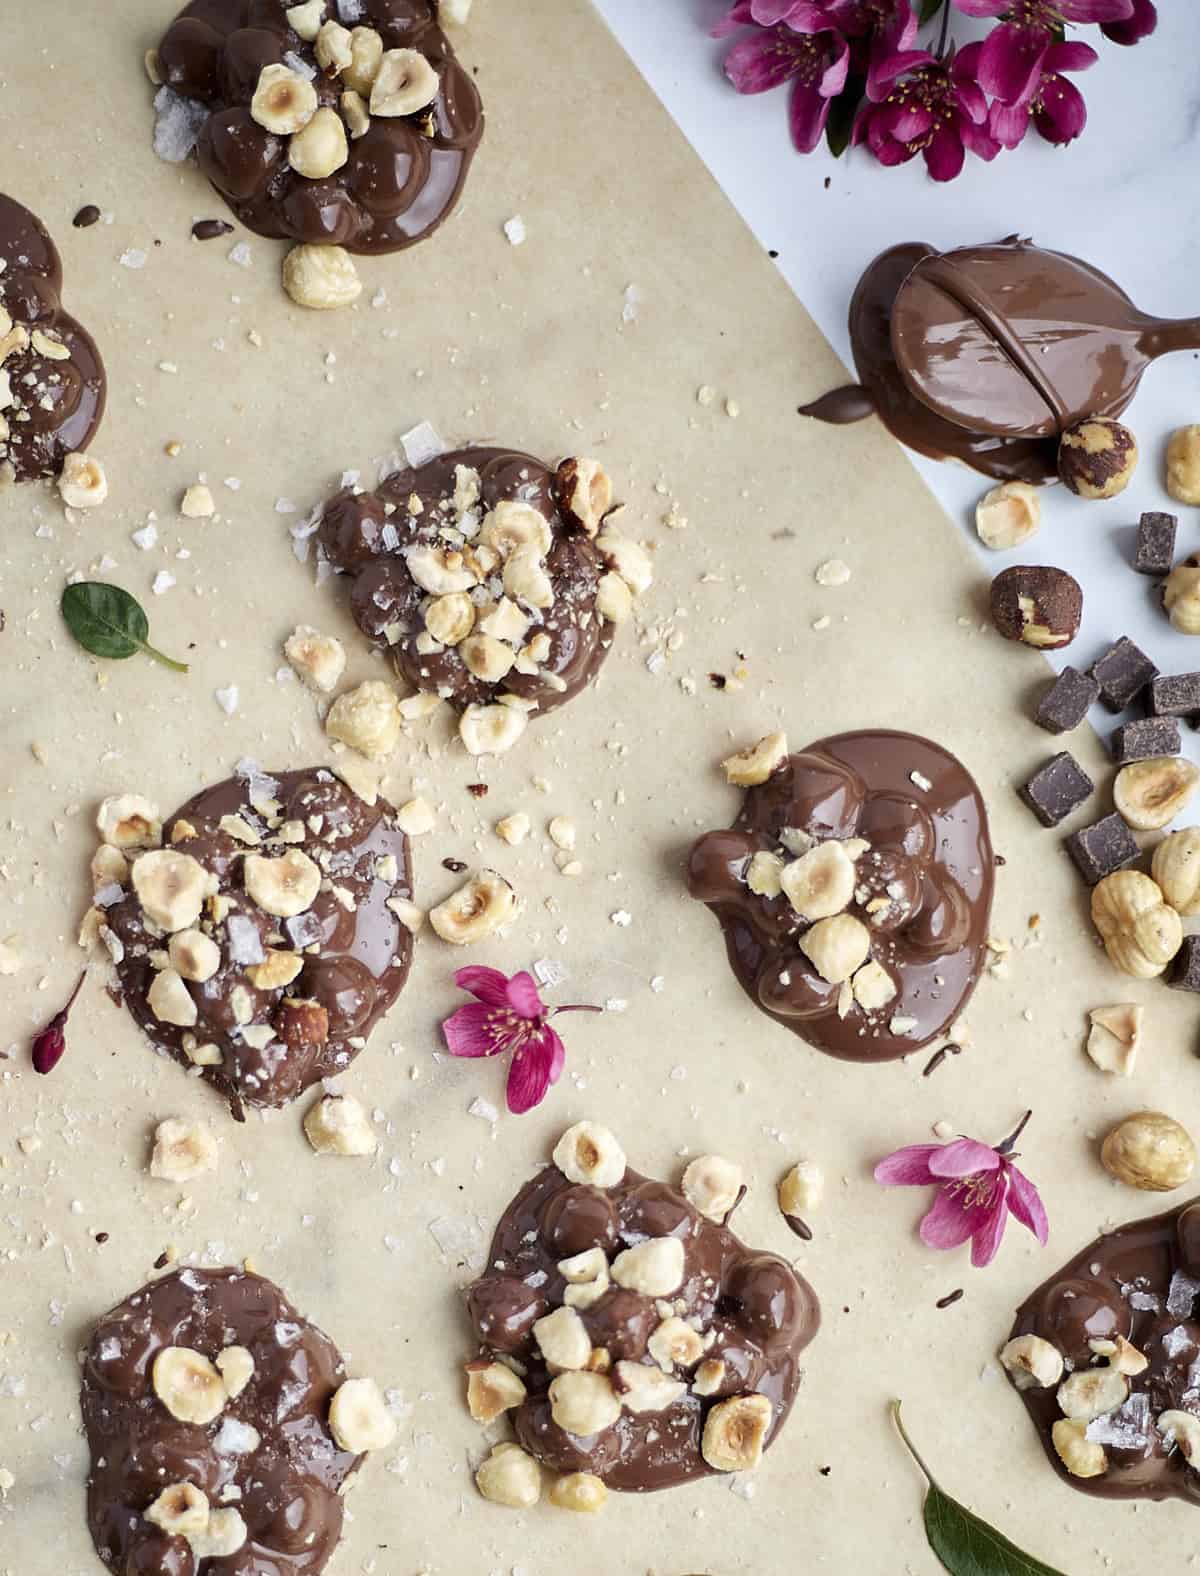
[593,0,1200,748]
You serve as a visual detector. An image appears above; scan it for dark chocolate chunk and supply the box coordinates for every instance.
[1035,666,1099,734]
[1149,671,1200,718]
[1019,752,1094,828]
[191,217,234,241]
[990,565,1082,650]
[1111,716,1181,764]
[1170,935,1200,993]
[1065,812,1140,885]
[1090,635,1158,712]
[1133,510,1177,576]
[72,204,101,229]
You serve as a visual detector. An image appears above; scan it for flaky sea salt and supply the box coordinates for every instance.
[151,570,175,595]
[228,242,253,268]
[1168,1271,1200,1318]
[152,86,209,163]
[400,420,445,468]
[119,249,147,270]
[215,684,239,716]
[503,215,526,247]
[131,522,158,550]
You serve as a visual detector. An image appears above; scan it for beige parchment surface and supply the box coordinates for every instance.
[1,3,1196,1573]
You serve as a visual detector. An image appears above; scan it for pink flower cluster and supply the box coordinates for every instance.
[712,0,1156,181]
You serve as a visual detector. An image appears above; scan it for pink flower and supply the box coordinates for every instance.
[836,0,928,101]
[1101,0,1156,43]
[874,1111,1048,1268]
[852,43,999,180]
[952,1,1133,106]
[989,39,1097,146]
[714,4,852,152]
[441,966,599,1115]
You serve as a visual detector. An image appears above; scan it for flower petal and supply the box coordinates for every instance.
[949,0,1008,13]
[969,1187,1010,1267]
[1005,1164,1050,1245]
[978,23,1050,106]
[866,44,932,102]
[989,99,1030,148]
[543,1025,566,1085]
[506,1034,559,1115]
[504,970,545,1020]
[442,1001,508,1059]
[874,1144,941,1186]
[452,965,511,1008]
[815,33,850,98]
[788,76,833,151]
[919,1189,984,1251]
[1044,40,1100,74]
[1059,0,1133,20]
[723,30,805,93]
[711,0,757,38]
[927,1138,1002,1178]
[1101,0,1156,43]
[1034,74,1088,145]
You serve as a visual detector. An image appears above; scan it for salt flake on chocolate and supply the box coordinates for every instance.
[1168,1271,1200,1318]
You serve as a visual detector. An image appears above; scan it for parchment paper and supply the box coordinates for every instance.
[0,4,1192,1572]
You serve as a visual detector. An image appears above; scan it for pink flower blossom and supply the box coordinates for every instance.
[851,43,999,181]
[874,1111,1048,1268]
[989,39,1097,146]
[1101,0,1156,44]
[441,966,599,1115]
[953,1,1133,106]
[715,6,852,152]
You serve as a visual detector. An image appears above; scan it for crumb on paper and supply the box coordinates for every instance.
[814,558,851,587]
[503,215,526,247]
[215,685,239,716]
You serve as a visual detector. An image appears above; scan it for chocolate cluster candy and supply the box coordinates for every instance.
[82,1267,395,1574]
[687,730,994,1063]
[0,193,105,484]
[154,0,483,254]
[1002,1200,1200,1504]
[81,764,413,1113]
[316,446,649,754]
[800,238,1200,483]
[464,1123,818,1496]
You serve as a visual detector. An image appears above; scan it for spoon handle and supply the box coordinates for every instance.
[1143,317,1200,356]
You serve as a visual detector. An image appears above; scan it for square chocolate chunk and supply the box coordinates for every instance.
[1035,666,1099,735]
[1065,812,1140,885]
[1111,716,1181,765]
[1170,935,1200,993]
[1090,636,1158,712]
[1019,752,1094,828]
[1150,672,1200,719]
[1133,511,1178,577]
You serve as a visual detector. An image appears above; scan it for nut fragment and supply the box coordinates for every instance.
[1090,870,1182,979]
[344,26,385,95]
[276,997,330,1048]
[424,592,475,646]
[97,793,161,849]
[548,1371,621,1436]
[534,1306,592,1371]
[595,571,633,624]
[57,452,108,509]
[91,844,129,891]
[503,544,554,610]
[150,1117,218,1182]
[284,624,347,693]
[325,679,402,759]
[288,106,349,179]
[798,913,871,985]
[1114,758,1199,832]
[555,457,612,537]
[282,243,362,310]
[701,1393,773,1473]
[341,88,370,138]
[647,1316,705,1371]
[1086,1004,1141,1077]
[329,1377,397,1452]
[459,703,528,756]
[1051,1417,1107,1478]
[304,1093,377,1156]
[611,1237,685,1298]
[1091,1335,1149,1376]
[779,841,855,920]
[466,1361,527,1424]
[597,529,653,595]
[246,949,304,991]
[314,19,353,72]
[475,1442,541,1509]
[1166,425,1200,505]
[145,1483,210,1537]
[1058,417,1138,499]
[693,1359,726,1397]
[461,632,517,683]
[989,565,1082,649]
[168,929,221,983]
[746,850,784,897]
[214,1346,254,1400]
[1164,557,1200,635]
[778,1159,823,1218]
[553,1122,626,1187]
[1100,1111,1196,1192]
[548,1472,607,1513]
[147,969,198,1028]
[180,483,214,519]
[132,850,208,932]
[188,1509,247,1560]
[250,63,318,134]
[722,732,788,787]
[244,849,321,919]
[850,959,896,1011]
[974,480,1040,550]
[1152,828,1200,915]
[429,869,516,944]
[1057,1364,1129,1421]
[152,1347,227,1424]
[1159,1409,1200,1465]
[615,1360,687,1413]
[286,0,323,39]
[480,499,552,558]
[999,1334,1064,1391]
[370,47,439,115]
[681,1154,743,1223]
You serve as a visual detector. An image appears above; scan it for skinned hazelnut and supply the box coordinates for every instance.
[1058,417,1138,499]
[146,968,198,1029]
[97,793,161,849]
[466,1361,527,1424]
[145,1483,210,1538]
[555,457,612,537]
[152,1347,227,1424]
[341,89,370,139]
[325,679,402,759]
[595,571,633,624]
[1086,1004,1141,1077]
[480,499,552,558]
[1057,1363,1128,1421]
[533,1306,592,1371]
[284,624,346,693]
[503,544,554,610]
[779,841,855,920]
[250,64,318,134]
[701,1393,773,1473]
[614,1360,686,1414]
[461,632,517,684]
[974,480,1040,550]
[851,959,896,1011]
[214,1346,254,1399]
[370,48,439,116]
[596,529,653,595]
[314,19,353,72]
[611,1237,685,1298]
[429,869,516,944]
[1166,425,1200,505]
[1091,870,1182,979]
[246,949,304,991]
[746,850,784,897]
[681,1154,743,1223]
[693,1359,726,1397]
[1164,556,1200,635]
[1113,757,1199,832]
[188,1508,246,1560]
[288,107,348,180]
[548,1472,607,1513]
[132,850,208,933]
[58,452,108,509]
[547,1371,621,1436]
[989,564,1082,650]
[344,27,385,95]
[1159,1409,1200,1465]
[244,848,321,919]
[1051,1418,1107,1478]
[1091,1335,1149,1376]
[286,1,323,40]
[553,1122,626,1187]
[798,913,871,985]
[778,1159,824,1217]
[328,1377,396,1452]
[167,929,220,983]
[722,732,788,787]
[282,244,362,310]
[1152,827,1200,915]
[424,592,475,646]
[91,844,129,892]
[647,1316,705,1371]
[459,701,528,756]
[475,1442,541,1509]
[303,1093,377,1156]
[1101,1111,1196,1192]
[999,1334,1064,1390]
[180,483,214,519]
[150,1117,218,1182]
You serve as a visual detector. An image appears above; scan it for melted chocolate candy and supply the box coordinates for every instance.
[82,1268,360,1575]
[1009,1200,1200,1505]
[687,731,994,1063]
[467,1158,819,1492]
[801,238,1200,483]
[156,0,483,255]
[317,446,615,719]
[104,766,412,1111]
[0,193,106,482]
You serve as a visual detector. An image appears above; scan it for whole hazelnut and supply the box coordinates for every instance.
[1100,1111,1196,1192]
[1057,417,1138,500]
[1166,424,1200,505]
[1164,556,1200,635]
[989,565,1082,650]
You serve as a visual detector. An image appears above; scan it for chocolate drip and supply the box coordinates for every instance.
[796,385,876,424]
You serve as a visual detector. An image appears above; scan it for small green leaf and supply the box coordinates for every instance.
[891,1402,1068,1576]
[825,76,865,158]
[919,0,947,21]
[61,581,188,673]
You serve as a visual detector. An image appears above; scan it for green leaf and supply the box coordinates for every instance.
[60,581,188,673]
[891,1403,1068,1576]
[825,76,865,158]
[919,0,947,21]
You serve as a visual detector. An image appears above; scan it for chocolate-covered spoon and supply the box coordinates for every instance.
[891,238,1200,441]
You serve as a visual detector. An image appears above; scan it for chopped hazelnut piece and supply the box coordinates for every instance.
[466,1361,527,1424]
[58,452,108,509]
[701,1393,773,1473]
[553,1122,626,1187]
[152,1347,227,1424]
[282,244,362,310]
[475,1442,541,1509]
[722,732,787,787]
[325,679,402,759]
[150,1118,218,1182]
[284,625,346,693]
[681,1154,743,1223]
[328,1377,396,1452]
[429,869,517,944]
[303,1093,378,1156]
[548,1472,607,1513]
[370,47,439,116]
